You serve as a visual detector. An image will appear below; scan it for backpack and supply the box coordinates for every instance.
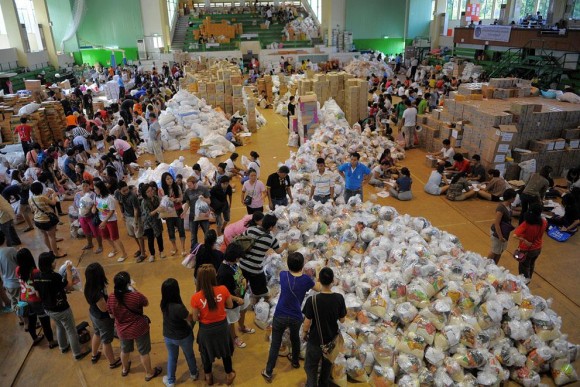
[36,151,46,167]
[232,234,257,252]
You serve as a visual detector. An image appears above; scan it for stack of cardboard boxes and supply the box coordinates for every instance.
[297,93,319,144]
[244,86,258,132]
[418,79,580,177]
[193,17,242,42]
[256,75,274,103]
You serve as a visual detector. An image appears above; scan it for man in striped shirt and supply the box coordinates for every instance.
[239,214,286,298]
[309,158,335,204]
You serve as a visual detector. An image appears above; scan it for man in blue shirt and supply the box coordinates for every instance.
[338,152,371,203]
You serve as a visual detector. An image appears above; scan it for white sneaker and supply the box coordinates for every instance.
[148,255,155,262]
[107,251,118,258]
[162,376,175,387]
[116,256,126,262]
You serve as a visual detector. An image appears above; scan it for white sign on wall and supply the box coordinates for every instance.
[473,25,512,42]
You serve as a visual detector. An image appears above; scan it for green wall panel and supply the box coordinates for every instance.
[76,48,139,66]
[408,0,432,39]
[46,0,79,52]
[346,0,406,40]
[76,0,143,49]
[353,38,406,55]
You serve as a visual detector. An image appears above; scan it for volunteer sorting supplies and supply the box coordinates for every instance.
[285,98,405,203]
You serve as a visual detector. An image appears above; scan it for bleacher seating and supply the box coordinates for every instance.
[182,13,313,52]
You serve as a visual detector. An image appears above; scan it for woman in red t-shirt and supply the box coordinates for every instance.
[191,264,235,385]
[513,203,547,281]
[16,248,55,347]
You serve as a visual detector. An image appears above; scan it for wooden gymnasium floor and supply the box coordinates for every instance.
[1,107,579,387]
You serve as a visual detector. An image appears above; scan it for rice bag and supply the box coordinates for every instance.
[373,337,396,368]
[397,353,422,375]
[551,358,578,386]
[510,367,540,387]
[408,315,437,345]
[369,365,395,387]
[396,332,427,358]
[453,349,488,369]
[444,356,466,382]
[58,261,83,291]
[363,288,389,319]
[346,357,369,383]
[78,193,94,217]
[254,298,270,330]
[525,345,554,372]
[395,302,418,326]
[330,354,347,387]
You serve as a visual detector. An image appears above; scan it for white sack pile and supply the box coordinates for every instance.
[273,74,303,115]
[254,196,579,387]
[461,62,483,82]
[129,156,217,187]
[284,16,319,39]
[344,55,395,79]
[154,90,232,157]
[285,98,405,198]
[0,144,25,168]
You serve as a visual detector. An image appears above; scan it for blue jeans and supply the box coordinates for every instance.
[304,341,332,387]
[189,219,209,251]
[164,333,198,384]
[265,315,302,374]
[313,194,331,204]
[46,308,82,357]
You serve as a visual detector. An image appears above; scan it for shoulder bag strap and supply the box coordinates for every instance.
[31,196,53,217]
[312,294,324,346]
[118,293,144,317]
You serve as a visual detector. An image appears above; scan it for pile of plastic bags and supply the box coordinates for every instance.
[129,156,217,188]
[344,55,395,79]
[153,90,232,157]
[285,99,405,197]
[254,196,579,386]
[461,63,483,82]
[284,16,319,39]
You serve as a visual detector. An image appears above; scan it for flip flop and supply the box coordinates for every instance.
[121,361,132,377]
[239,326,256,334]
[54,253,68,259]
[91,351,101,364]
[144,366,162,382]
[56,237,64,242]
[109,358,122,369]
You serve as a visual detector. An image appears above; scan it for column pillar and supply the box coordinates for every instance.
[0,0,28,66]
[158,0,172,51]
[32,0,58,67]
[430,0,448,49]
[321,0,345,46]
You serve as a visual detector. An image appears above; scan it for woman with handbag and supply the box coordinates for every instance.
[191,264,236,385]
[107,271,162,381]
[488,189,517,264]
[160,173,186,256]
[29,182,66,258]
[161,278,199,385]
[241,169,265,214]
[513,202,548,282]
[302,268,346,387]
[16,248,55,347]
[93,181,128,262]
[84,263,121,368]
[193,230,224,280]
[74,180,103,254]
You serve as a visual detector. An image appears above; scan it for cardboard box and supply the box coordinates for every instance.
[529,139,555,152]
[567,139,580,149]
[489,125,517,143]
[553,138,566,151]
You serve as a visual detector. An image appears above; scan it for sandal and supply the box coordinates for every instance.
[94,247,103,254]
[49,341,58,349]
[56,237,64,242]
[121,361,132,377]
[144,366,162,382]
[54,253,68,259]
[287,353,300,368]
[239,326,256,334]
[107,251,118,258]
[82,245,94,250]
[23,227,34,232]
[91,351,101,364]
[109,358,122,369]
[234,337,247,348]
[261,370,273,383]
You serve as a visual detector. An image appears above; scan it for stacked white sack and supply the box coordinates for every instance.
[344,55,395,79]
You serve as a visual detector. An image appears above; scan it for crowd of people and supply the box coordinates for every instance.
[1,51,579,387]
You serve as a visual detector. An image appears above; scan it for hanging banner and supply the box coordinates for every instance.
[473,25,512,42]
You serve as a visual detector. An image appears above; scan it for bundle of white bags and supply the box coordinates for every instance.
[344,55,395,79]
[284,16,319,38]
